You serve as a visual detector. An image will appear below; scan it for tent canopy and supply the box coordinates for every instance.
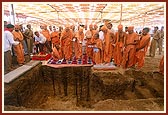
[3,2,165,28]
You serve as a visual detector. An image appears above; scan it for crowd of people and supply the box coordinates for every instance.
[4,21,164,74]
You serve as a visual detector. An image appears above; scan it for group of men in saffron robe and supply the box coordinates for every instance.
[4,21,164,74]
[50,22,164,71]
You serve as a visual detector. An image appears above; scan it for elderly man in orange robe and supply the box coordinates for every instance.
[135,27,151,69]
[113,24,126,67]
[122,26,139,69]
[41,25,52,52]
[73,28,84,60]
[70,24,76,57]
[105,22,116,60]
[51,28,60,48]
[92,32,103,64]
[109,28,116,60]
[101,25,113,64]
[85,24,94,60]
[60,24,73,63]
[91,24,99,44]
[12,25,25,65]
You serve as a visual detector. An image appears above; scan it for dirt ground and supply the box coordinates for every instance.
[4,51,165,112]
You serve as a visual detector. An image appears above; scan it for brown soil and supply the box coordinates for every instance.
[4,53,164,111]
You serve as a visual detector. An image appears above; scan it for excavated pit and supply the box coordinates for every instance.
[4,63,164,111]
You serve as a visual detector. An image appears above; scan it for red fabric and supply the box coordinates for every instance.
[32,54,51,60]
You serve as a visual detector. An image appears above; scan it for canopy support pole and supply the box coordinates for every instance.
[9,4,16,25]
[120,4,123,25]
[143,12,147,28]
[100,12,103,24]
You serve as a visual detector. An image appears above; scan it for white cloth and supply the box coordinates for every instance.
[93,47,99,52]
[34,34,46,44]
[49,30,53,34]
[99,31,104,41]
[82,39,87,46]
[4,30,19,52]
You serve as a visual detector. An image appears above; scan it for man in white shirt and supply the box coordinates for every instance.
[4,24,20,73]
[99,25,104,41]
[34,31,52,53]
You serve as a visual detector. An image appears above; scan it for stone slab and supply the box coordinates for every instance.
[25,60,41,67]
[4,65,33,84]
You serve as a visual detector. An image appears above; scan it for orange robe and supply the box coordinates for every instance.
[93,38,103,64]
[41,29,51,41]
[113,31,126,66]
[74,31,84,59]
[86,38,93,59]
[85,30,93,59]
[52,47,62,61]
[91,30,98,43]
[60,29,73,60]
[51,31,60,46]
[109,30,116,59]
[135,33,150,69]
[159,56,164,75]
[101,26,112,63]
[41,29,51,53]
[122,32,139,68]
[12,31,25,64]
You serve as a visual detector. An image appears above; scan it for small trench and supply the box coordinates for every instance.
[4,65,164,111]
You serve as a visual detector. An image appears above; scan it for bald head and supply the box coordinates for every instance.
[89,24,93,30]
[94,24,98,30]
[118,24,123,32]
[128,26,134,34]
[65,24,70,32]
[43,25,48,30]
